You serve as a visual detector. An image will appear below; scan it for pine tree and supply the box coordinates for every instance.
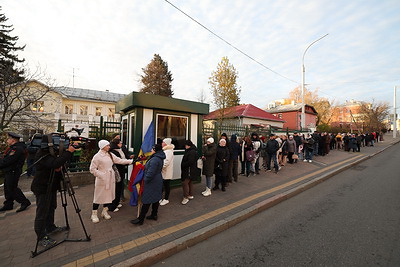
[140,54,173,97]
[209,56,241,112]
[0,8,25,86]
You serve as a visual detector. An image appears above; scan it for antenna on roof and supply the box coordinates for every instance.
[72,68,79,88]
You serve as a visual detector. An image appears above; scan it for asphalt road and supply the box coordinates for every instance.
[154,143,400,267]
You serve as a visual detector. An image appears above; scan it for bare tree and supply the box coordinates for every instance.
[358,100,390,132]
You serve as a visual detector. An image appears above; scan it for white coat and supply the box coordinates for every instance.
[161,144,174,180]
[90,150,133,204]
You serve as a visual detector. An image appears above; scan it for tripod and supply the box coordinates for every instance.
[31,164,91,257]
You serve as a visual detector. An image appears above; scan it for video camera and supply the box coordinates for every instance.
[30,128,89,154]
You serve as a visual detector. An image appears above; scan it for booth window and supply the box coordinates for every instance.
[156,114,188,150]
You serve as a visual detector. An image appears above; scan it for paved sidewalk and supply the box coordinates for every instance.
[1,134,399,267]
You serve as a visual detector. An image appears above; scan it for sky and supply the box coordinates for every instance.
[2,0,400,111]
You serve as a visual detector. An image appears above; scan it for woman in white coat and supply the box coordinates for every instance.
[159,138,174,206]
[89,140,133,223]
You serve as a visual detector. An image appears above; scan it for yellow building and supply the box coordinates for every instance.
[7,80,126,140]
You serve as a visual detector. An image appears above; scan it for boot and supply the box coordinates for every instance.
[203,187,212,197]
[91,210,99,223]
[101,207,111,220]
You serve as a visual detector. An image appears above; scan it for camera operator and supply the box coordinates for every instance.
[0,132,31,212]
[31,135,76,247]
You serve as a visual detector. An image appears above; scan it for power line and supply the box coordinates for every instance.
[163,0,298,84]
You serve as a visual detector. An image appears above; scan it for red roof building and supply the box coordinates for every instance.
[204,104,285,129]
[266,103,317,131]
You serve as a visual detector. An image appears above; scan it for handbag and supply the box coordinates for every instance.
[112,164,121,182]
[197,158,203,169]
[292,154,299,160]
[246,150,256,162]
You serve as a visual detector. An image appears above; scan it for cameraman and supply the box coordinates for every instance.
[31,135,75,247]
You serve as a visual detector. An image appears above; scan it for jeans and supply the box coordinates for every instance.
[205,176,213,189]
[305,149,314,161]
[266,153,279,171]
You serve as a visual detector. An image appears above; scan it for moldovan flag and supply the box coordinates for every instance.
[139,120,155,158]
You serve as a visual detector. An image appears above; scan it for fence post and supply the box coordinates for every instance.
[100,116,104,139]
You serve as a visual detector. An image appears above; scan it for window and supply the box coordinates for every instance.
[156,114,188,150]
[278,113,282,119]
[80,105,88,115]
[65,104,73,114]
[95,107,102,116]
[108,108,115,119]
[32,101,44,112]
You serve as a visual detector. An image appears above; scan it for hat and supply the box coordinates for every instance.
[219,139,226,145]
[206,137,214,144]
[221,133,228,138]
[152,144,162,152]
[269,133,275,137]
[98,140,110,150]
[185,140,193,147]
[8,132,21,140]
[163,138,172,145]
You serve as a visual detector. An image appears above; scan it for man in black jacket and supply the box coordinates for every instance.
[265,134,280,173]
[31,134,75,247]
[0,132,31,212]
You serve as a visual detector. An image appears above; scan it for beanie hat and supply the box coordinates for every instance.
[219,139,226,146]
[98,140,110,150]
[163,138,172,145]
[207,137,214,144]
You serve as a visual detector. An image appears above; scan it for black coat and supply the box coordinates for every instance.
[215,145,230,177]
[0,142,26,172]
[266,139,279,154]
[31,149,73,195]
[202,143,217,177]
[181,145,200,181]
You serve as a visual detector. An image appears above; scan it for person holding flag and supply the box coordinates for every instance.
[131,144,165,225]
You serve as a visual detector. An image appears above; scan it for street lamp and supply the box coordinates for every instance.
[301,34,329,130]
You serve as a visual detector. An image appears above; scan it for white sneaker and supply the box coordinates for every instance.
[203,188,211,197]
[309,160,312,163]
[188,195,194,200]
[181,198,189,205]
[117,204,122,208]
[113,208,119,213]
[303,159,307,162]
[160,199,169,206]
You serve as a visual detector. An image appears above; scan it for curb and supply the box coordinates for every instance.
[115,140,400,267]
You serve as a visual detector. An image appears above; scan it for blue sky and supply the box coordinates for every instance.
[3,0,400,111]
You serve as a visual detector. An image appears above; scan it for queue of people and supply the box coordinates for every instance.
[1,129,385,247]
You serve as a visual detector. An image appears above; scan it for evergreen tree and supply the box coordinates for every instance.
[0,8,25,86]
[140,54,173,97]
[209,56,241,113]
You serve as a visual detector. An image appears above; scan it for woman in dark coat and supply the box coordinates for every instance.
[181,140,200,205]
[201,137,217,197]
[131,144,165,225]
[213,139,230,191]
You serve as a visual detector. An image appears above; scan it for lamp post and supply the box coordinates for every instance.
[394,85,397,138]
[301,34,329,130]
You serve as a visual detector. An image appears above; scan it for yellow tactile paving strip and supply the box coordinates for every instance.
[64,154,365,267]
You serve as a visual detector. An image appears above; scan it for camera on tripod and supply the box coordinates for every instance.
[30,128,89,155]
